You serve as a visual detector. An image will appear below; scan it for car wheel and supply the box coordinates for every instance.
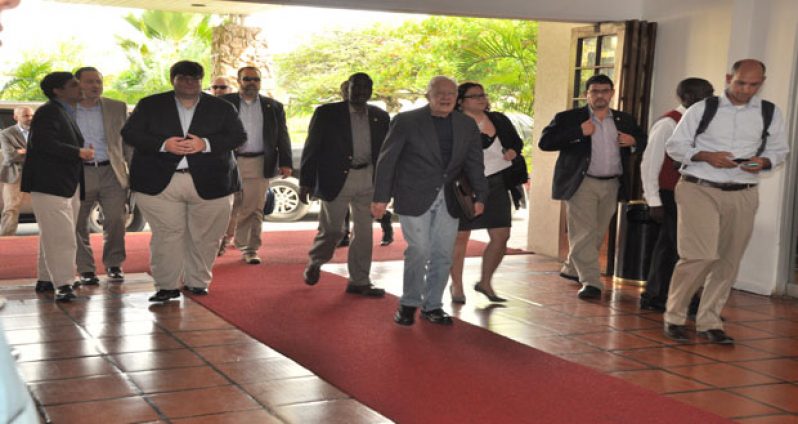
[265,178,310,222]
[87,203,146,233]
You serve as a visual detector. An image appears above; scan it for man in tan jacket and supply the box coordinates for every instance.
[0,106,33,235]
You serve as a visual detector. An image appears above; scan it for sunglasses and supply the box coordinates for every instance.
[211,85,229,90]
[241,77,261,82]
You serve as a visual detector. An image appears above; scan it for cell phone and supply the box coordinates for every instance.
[741,162,760,168]
[732,158,751,163]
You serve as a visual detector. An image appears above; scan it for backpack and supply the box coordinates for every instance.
[694,96,775,156]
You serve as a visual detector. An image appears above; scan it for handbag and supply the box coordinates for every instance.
[262,188,276,215]
[452,173,477,221]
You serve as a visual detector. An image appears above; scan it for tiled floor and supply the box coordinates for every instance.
[3,242,798,422]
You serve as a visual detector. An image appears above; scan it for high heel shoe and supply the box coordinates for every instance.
[450,286,466,304]
[474,282,507,302]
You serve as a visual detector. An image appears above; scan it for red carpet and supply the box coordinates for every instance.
[191,263,728,423]
[0,229,528,280]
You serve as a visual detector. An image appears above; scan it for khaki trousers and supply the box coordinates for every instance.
[76,165,128,273]
[30,189,80,287]
[135,173,233,290]
[307,166,374,286]
[562,177,619,289]
[664,180,758,331]
[228,156,269,254]
[1,182,27,236]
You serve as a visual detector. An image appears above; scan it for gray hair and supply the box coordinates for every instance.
[426,76,457,95]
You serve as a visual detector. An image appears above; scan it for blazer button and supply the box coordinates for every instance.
[344,170,348,174]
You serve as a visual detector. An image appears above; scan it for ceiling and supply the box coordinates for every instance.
[54,0,282,14]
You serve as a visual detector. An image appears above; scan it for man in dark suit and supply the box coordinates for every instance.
[299,72,390,296]
[539,74,645,300]
[121,60,247,302]
[22,72,96,302]
[220,66,292,264]
[0,106,32,235]
[373,76,488,325]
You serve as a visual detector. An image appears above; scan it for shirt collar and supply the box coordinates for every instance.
[17,124,29,133]
[174,94,201,110]
[676,104,687,114]
[720,90,761,109]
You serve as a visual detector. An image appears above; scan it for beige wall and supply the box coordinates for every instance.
[527,22,582,256]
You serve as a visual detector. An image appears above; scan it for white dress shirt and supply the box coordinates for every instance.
[641,105,685,207]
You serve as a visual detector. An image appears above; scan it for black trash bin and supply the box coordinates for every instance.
[614,201,659,284]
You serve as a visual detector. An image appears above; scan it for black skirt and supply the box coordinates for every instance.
[458,173,512,231]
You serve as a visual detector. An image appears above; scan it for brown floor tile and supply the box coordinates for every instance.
[44,396,159,424]
[556,351,650,373]
[676,344,780,362]
[548,302,623,317]
[174,329,256,347]
[275,398,390,424]
[156,316,234,332]
[84,321,163,338]
[14,339,101,362]
[666,390,780,418]
[1,315,73,330]
[242,376,349,407]
[147,385,261,419]
[29,373,138,405]
[193,342,284,365]
[112,348,206,372]
[610,369,711,393]
[740,338,798,357]
[4,324,86,344]
[129,365,229,393]
[486,321,560,339]
[723,323,784,341]
[741,321,798,338]
[515,335,601,355]
[571,331,663,350]
[581,314,662,331]
[216,357,314,384]
[0,299,63,316]
[171,410,283,424]
[18,356,117,382]
[733,384,798,413]
[734,359,798,381]
[667,363,780,388]
[736,415,798,423]
[99,333,183,354]
[618,346,717,368]
[721,307,777,323]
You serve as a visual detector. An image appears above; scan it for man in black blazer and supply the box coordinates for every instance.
[372,76,488,325]
[539,74,645,300]
[220,67,292,264]
[299,73,390,296]
[22,72,96,302]
[121,60,247,302]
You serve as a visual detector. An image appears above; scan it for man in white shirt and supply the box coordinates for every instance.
[664,59,789,344]
[639,78,713,312]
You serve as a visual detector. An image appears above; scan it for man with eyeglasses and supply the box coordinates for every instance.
[373,76,488,326]
[539,74,645,300]
[210,76,233,96]
[219,66,292,264]
[122,60,246,302]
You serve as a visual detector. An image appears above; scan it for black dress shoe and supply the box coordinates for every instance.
[394,305,417,326]
[697,329,734,344]
[640,298,666,312]
[107,267,124,282]
[183,286,208,296]
[35,280,54,293]
[148,289,181,302]
[421,309,453,325]
[304,263,321,285]
[664,324,690,343]
[380,227,394,246]
[55,285,76,302]
[577,285,602,300]
[559,272,580,283]
[474,283,507,302]
[345,283,385,297]
[337,234,350,248]
[78,272,100,286]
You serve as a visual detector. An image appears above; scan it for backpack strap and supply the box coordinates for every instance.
[694,96,719,143]
[757,100,775,156]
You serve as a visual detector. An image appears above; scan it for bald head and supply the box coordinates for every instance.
[13,106,33,129]
[210,76,232,96]
[726,58,767,105]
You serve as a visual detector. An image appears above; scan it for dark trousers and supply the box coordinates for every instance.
[641,190,678,308]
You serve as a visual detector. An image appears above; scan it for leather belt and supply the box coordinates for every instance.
[84,160,111,167]
[350,163,370,170]
[586,174,618,180]
[175,168,190,174]
[236,152,264,158]
[682,175,756,191]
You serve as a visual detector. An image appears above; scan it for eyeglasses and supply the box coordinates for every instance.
[211,85,228,90]
[463,93,488,99]
[587,88,613,95]
[241,77,261,82]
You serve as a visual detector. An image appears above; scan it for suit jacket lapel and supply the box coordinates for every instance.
[420,106,443,165]
[340,102,354,154]
[11,127,26,148]
[260,95,275,144]
[55,102,84,147]
[99,98,119,158]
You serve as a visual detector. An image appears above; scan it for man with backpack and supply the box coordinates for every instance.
[663,59,789,344]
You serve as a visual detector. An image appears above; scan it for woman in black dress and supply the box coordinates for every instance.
[449,82,526,303]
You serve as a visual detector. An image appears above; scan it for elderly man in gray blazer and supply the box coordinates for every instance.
[372,76,488,326]
[0,106,33,236]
